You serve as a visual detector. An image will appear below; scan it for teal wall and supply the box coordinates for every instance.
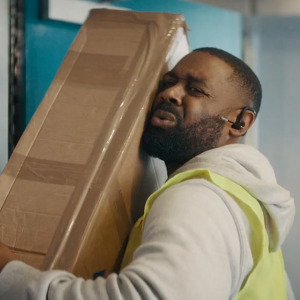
[114,0,242,55]
[24,0,242,127]
[25,0,80,127]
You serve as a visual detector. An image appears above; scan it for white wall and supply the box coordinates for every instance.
[0,0,9,173]
[250,16,300,298]
[47,0,130,24]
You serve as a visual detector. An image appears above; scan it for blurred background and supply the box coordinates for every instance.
[1,0,299,297]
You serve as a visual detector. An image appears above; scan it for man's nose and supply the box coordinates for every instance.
[160,84,184,106]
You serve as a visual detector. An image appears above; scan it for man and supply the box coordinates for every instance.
[0,48,295,299]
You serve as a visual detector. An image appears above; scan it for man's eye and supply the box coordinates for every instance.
[190,87,205,95]
[161,80,176,89]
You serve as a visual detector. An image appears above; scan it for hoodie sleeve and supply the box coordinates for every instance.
[0,179,252,300]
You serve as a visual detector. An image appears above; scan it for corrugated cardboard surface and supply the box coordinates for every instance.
[0,9,187,278]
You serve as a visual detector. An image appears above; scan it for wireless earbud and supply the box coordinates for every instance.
[221,107,256,130]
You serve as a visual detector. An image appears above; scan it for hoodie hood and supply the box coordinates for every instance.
[173,144,295,252]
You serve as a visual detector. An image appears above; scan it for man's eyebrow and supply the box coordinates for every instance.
[163,71,178,79]
[186,73,209,89]
[163,71,209,90]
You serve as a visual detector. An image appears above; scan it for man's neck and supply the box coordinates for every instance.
[166,162,184,178]
[165,142,244,177]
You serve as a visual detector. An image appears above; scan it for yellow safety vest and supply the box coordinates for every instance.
[121,169,287,299]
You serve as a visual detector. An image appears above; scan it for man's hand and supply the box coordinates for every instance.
[0,243,16,272]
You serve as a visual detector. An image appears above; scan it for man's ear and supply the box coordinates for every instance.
[229,109,256,137]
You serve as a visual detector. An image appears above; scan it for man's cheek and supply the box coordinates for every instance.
[150,96,162,113]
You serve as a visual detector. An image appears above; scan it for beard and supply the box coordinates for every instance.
[142,102,225,164]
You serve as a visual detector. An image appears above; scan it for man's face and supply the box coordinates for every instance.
[142,51,237,164]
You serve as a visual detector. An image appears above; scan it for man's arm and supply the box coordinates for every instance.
[0,179,249,300]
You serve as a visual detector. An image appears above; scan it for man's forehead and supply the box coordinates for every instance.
[172,51,233,81]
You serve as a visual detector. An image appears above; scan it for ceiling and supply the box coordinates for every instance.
[193,0,300,16]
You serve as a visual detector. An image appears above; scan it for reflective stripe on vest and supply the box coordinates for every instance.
[121,169,287,300]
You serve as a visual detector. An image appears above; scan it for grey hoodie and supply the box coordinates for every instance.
[0,144,295,300]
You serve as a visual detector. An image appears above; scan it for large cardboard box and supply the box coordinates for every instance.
[0,9,189,278]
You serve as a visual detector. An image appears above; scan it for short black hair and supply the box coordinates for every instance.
[193,47,262,116]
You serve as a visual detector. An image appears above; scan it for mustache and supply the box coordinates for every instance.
[151,102,182,123]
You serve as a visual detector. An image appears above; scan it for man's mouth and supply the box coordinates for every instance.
[151,109,177,129]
